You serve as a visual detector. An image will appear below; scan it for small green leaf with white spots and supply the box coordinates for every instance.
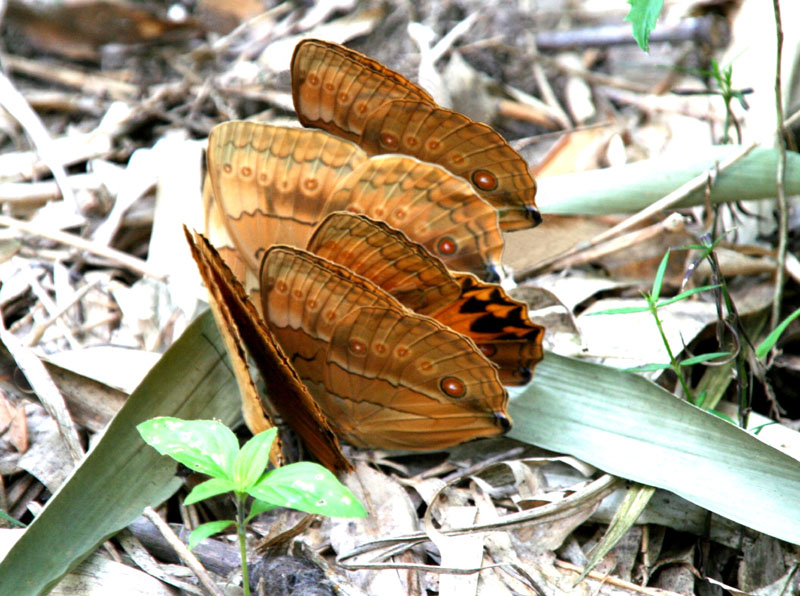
[137,417,239,478]
[249,462,367,518]
[185,477,238,506]
[233,428,277,489]
[188,520,235,550]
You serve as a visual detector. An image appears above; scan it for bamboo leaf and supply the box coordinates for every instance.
[508,352,800,545]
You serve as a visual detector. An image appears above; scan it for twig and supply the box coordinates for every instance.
[0,214,165,280]
[0,71,77,211]
[26,280,100,347]
[0,316,84,462]
[142,507,227,596]
[770,0,788,329]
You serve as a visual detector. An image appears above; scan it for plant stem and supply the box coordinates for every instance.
[236,495,251,596]
[770,0,788,330]
[651,302,694,401]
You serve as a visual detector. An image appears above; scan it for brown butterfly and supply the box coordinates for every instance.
[291,39,541,231]
[205,121,505,291]
[259,243,510,450]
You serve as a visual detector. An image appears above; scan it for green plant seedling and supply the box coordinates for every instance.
[625,0,664,52]
[590,249,725,404]
[137,417,366,596]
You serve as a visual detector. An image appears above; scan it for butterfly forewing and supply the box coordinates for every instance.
[207,121,368,271]
[291,39,434,143]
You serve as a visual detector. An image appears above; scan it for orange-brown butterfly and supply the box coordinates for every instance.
[204,121,505,298]
[291,39,541,231]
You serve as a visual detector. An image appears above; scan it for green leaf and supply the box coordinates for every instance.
[188,520,235,550]
[0,311,242,595]
[678,352,730,366]
[624,0,664,52]
[509,352,800,545]
[756,306,800,359]
[247,499,278,521]
[137,418,239,479]
[578,483,656,582]
[655,285,719,308]
[540,148,800,216]
[250,462,367,518]
[623,363,672,372]
[233,428,277,490]
[184,477,238,506]
[650,251,670,300]
[588,305,653,315]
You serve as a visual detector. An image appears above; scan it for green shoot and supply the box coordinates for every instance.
[137,418,366,596]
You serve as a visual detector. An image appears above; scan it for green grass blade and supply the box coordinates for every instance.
[509,352,800,545]
[0,310,241,595]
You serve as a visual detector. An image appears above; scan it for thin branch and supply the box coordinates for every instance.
[771,0,788,329]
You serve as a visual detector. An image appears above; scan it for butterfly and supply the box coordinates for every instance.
[291,39,541,231]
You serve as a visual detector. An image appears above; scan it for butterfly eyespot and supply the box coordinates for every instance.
[373,207,384,217]
[406,136,418,147]
[374,343,386,354]
[472,169,498,191]
[258,173,268,183]
[356,102,368,114]
[325,311,337,322]
[293,289,303,299]
[436,237,457,256]
[349,339,367,355]
[307,299,318,309]
[394,209,406,219]
[240,166,253,177]
[440,377,466,398]
[324,82,335,91]
[450,153,464,165]
[339,92,349,102]
[428,140,440,150]
[307,73,320,85]
[223,164,233,174]
[396,347,409,357]
[276,281,288,293]
[479,344,497,357]
[380,133,399,149]
[304,178,318,191]
[419,361,433,371]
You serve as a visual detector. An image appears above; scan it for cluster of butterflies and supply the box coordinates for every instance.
[196,39,544,459]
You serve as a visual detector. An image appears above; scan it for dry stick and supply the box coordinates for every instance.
[771,0,788,329]
[26,280,100,347]
[0,71,77,211]
[515,142,757,280]
[0,214,165,280]
[141,507,226,596]
[0,316,84,462]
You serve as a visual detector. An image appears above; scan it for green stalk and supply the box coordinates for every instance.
[236,494,251,596]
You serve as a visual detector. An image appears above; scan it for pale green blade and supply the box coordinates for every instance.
[538,147,800,215]
[0,310,241,595]
[509,352,800,545]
